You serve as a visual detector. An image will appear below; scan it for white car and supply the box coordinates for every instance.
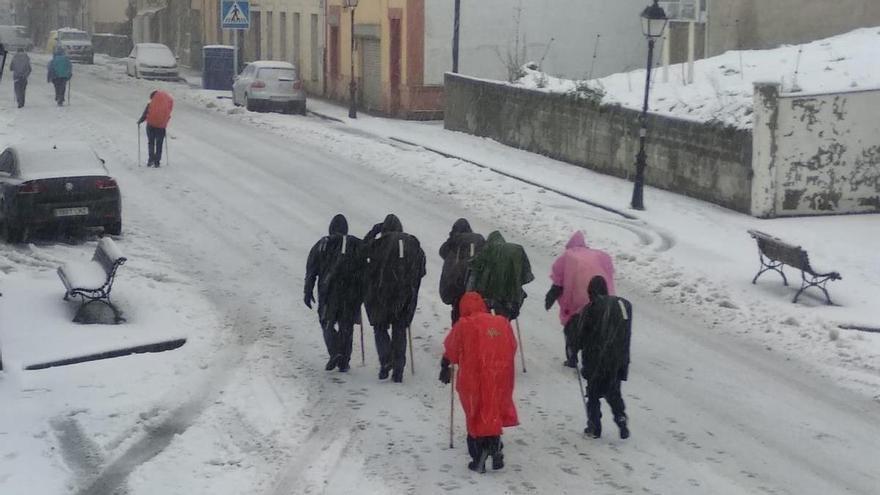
[126,43,179,81]
[232,61,307,114]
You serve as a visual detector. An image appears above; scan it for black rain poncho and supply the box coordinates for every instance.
[576,277,632,385]
[438,218,485,305]
[304,214,365,324]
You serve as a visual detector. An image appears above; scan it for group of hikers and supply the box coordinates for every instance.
[2,44,73,108]
[304,215,634,473]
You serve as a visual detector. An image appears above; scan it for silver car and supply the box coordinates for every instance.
[0,25,33,52]
[232,61,306,114]
[126,43,179,81]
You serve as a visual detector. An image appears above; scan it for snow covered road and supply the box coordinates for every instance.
[1,60,878,494]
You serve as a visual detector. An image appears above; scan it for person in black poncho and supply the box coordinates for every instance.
[438,218,485,324]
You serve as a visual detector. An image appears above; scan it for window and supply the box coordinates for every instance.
[311,14,319,82]
[329,25,339,79]
[0,150,14,175]
[280,12,288,62]
[267,11,274,59]
[293,13,301,67]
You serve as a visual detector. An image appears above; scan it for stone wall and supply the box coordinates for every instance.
[751,83,880,217]
[444,73,754,213]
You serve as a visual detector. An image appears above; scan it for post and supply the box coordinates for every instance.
[452,0,461,73]
[233,29,239,76]
[687,21,695,84]
[661,30,670,83]
[630,37,655,211]
[348,6,357,118]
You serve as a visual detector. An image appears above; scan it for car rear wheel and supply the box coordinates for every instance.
[104,221,122,236]
[2,219,24,244]
[246,95,257,112]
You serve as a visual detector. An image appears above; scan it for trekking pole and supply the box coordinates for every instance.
[407,326,415,375]
[165,133,170,167]
[137,124,142,167]
[67,78,71,106]
[575,365,590,431]
[449,365,455,448]
[359,308,366,366]
[514,319,527,373]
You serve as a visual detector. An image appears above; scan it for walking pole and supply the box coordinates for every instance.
[575,365,590,431]
[67,78,71,106]
[449,365,455,448]
[165,133,170,167]
[137,124,142,167]
[407,326,415,375]
[359,308,366,366]
[514,319,527,373]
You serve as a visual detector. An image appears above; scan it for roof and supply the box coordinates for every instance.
[11,142,108,180]
[203,45,234,50]
[136,43,172,50]
[57,27,87,33]
[249,61,296,69]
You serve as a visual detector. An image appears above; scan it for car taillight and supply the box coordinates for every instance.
[251,80,266,89]
[293,80,303,90]
[18,181,45,194]
[95,178,118,190]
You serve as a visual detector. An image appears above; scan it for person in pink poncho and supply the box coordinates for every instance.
[544,231,615,367]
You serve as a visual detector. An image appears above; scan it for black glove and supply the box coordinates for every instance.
[303,292,314,309]
[439,357,451,384]
[544,285,562,311]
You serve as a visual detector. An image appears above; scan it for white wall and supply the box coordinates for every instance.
[425,0,649,85]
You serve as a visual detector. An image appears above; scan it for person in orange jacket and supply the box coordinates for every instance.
[137,90,174,167]
[439,291,519,473]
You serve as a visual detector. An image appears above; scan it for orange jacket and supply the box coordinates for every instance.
[444,292,519,437]
[146,91,174,128]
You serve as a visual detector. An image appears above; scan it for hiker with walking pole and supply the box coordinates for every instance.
[137,90,174,167]
[362,214,425,383]
[304,214,364,373]
[47,47,72,106]
[439,292,519,473]
[467,231,534,372]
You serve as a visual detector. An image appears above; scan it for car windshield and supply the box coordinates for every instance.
[139,46,176,65]
[257,68,297,81]
[60,31,90,41]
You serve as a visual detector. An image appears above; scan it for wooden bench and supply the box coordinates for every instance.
[57,237,127,323]
[747,230,842,305]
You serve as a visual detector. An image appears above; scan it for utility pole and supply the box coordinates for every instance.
[452,0,460,73]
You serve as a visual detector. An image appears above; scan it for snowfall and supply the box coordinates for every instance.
[1,29,879,495]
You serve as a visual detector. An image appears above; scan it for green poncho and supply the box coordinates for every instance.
[469,231,534,308]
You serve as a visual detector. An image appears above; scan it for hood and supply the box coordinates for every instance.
[450,218,472,235]
[459,291,488,318]
[587,275,609,300]
[566,231,587,249]
[381,214,403,233]
[486,231,506,245]
[328,214,348,235]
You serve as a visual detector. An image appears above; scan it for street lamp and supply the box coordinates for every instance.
[630,0,668,211]
[0,44,7,85]
[452,0,461,73]
[344,0,359,118]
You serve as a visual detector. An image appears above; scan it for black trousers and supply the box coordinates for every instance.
[563,318,579,364]
[373,322,407,373]
[466,435,502,462]
[586,377,626,430]
[14,78,27,107]
[321,319,354,365]
[146,126,166,165]
[52,78,67,104]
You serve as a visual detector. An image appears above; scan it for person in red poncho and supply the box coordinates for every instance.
[137,90,174,167]
[439,292,519,473]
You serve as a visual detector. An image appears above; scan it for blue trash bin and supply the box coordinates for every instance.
[202,45,235,91]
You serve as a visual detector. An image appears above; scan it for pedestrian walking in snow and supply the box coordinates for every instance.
[439,292,519,473]
[362,214,426,383]
[545,231,616,368]
[573,275,632,440]
[10,48,31,108]
[137,90,174,167]
[467,231,534,320]
[439,218,485,324]
[47,47,72,106]
[304,214,365,373]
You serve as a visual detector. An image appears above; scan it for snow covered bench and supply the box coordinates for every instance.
[57,237,127,324]
[747,230,841,305]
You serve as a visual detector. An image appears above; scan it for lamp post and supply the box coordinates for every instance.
[630,0,668,211]
[0,43,7,85]
[344,0,358,118]
[452,0,460,73]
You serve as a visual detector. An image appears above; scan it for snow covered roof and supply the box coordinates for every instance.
[136,43,172,50]
[57,27,87,33]
[203,45,234,50]
[248,61,296,69]
[11,142,108,180]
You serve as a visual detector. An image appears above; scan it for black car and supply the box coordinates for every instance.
[0,143,121,243]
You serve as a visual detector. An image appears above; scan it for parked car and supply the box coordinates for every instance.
[0,142,122,243]
[232,61,306,114]
[126,43,179,80]
[47,28,94,64]
[0,25,33,51]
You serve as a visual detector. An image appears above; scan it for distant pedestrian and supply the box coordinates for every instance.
[439,291,519,473]
[545,231,615,367]
[47,46,72,106]
[574,276,632,440]
[362,214,426,383]
[137,90,174,167]
[10,48,31,108]
[438,218,485,324]
[467,231,534,320]
[305,214,364,372]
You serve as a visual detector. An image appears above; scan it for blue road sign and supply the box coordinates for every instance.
[221,0,250,29]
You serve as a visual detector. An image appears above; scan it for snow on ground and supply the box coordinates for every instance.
[0,51,878,495]
[513,26,880,129]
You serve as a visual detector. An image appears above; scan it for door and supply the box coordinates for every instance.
[361,38,382,112]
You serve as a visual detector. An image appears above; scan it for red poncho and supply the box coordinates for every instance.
[444,292,519,437]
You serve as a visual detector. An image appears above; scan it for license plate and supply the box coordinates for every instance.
[54,207,89,217]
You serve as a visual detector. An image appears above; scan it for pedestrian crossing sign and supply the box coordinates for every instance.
[221,0,250,29]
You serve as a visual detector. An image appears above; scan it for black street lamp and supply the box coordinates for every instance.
[344,0,359,118]
[631,0,668,211]
[452,0,461,73]
[0,44,7,85]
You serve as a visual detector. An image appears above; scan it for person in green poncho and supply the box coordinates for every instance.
[467,231,534,320]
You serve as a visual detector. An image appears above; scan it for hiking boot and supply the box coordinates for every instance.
[468,449,489,474]
[584,421,601,439]
[615,416,630,440]
[325,355,340,371]
[563,357,577,368]
[337,361,350,372]
[391,370,403,383]
[378,364,392,380]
